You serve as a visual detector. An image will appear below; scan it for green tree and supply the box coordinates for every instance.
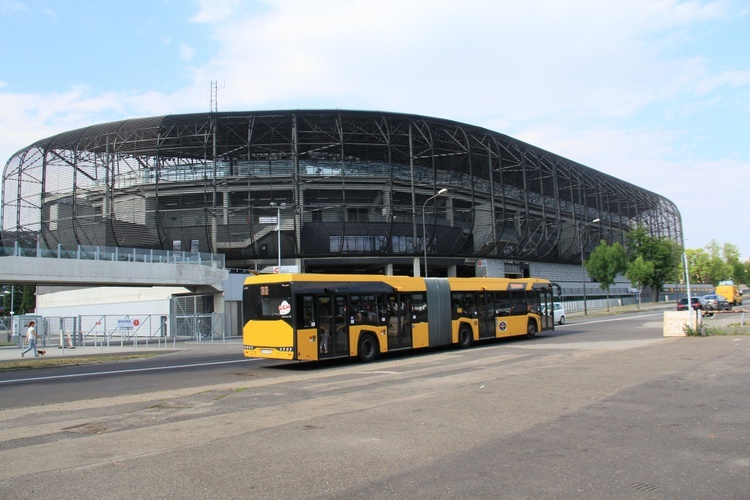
[685,248,710,284]
[684,242,748,288]
[626,226,681,301]
[585,241,628,311]
[741,260,750,286]
[722,243,745,284]
[703,240,731,285]
[19,286,36,315]
[626,256,654,309]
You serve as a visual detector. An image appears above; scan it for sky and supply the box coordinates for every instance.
[1,0,749,259]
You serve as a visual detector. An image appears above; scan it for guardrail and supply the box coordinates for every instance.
[0,242,225,269]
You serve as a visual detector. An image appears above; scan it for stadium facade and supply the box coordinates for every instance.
[2,109,682,281]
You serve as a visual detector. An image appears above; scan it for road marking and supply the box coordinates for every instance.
[0,358,258,385]
[555,312,664,327]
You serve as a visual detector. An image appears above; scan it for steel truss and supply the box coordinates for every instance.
[2,110,682,271]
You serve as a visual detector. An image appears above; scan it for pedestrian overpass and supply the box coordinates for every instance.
[0,243,229,292]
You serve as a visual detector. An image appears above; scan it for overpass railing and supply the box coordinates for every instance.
[0,242,225,269]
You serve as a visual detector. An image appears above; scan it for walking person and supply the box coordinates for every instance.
[21,321,38,358]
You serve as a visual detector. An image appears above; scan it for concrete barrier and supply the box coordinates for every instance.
[663,310,702,336]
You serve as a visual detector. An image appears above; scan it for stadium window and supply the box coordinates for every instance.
[347,207,369,222]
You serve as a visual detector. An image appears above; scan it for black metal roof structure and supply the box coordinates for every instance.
[2,109,681,275]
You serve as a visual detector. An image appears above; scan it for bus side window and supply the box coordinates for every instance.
[496,292,511,316]
[361,294,380,325]
[297,295,316,328]
[350,295,361,325]
[451,292,462,319]
[377,301,389,326]
[412,293,427,323]
[528,291,541,314]
[510,292,527,315]
[468,294,478,317]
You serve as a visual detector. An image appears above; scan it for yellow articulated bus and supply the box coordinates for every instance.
[243,273,556,363]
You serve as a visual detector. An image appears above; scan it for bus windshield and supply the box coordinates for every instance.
[244,283,293,320]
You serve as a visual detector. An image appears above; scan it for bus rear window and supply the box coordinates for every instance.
[244,283,293,320]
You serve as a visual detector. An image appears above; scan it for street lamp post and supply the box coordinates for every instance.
[579,218,600,316]
[270,202,286,272]
[422,188,448,278]
[683,252,694,328]
[3,287,12,342]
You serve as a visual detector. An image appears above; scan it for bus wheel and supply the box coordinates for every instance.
[526,321,537,338]
[458,325,473,348]
[357,334,378,363]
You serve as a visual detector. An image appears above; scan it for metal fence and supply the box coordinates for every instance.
[560,295,640,314]
[41,313,228,348]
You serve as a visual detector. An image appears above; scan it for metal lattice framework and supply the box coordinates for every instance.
[2,110,682,274]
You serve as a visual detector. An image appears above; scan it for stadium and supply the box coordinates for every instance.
[2,109,682,279]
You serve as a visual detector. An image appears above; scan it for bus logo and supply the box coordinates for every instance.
[498,321,507,331]
[278,300,291,316]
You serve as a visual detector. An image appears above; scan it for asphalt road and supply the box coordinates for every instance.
[1,312,748,499]
[0,348,260,409]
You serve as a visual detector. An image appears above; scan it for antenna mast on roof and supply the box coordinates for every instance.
[209,81,219,113]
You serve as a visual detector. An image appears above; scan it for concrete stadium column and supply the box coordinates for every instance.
[448,265,457,277]
[213,291,225,315]
[413,257,421,277]
[385,263,393,276]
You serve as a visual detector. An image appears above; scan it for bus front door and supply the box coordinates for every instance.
[387,293,412,349]
[539,288,555,331]
[317,295,349,358]
[478,292,496,339]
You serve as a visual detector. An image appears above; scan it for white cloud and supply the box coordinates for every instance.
[191,0,245,24]
[693,68,750,95]
[0,0,26,15]
[178,43,196,62]
[180,0,736,125]
[41,7,57,20]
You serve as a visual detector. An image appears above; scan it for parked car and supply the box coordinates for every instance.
[677,296,711,313]
[543,302,566,325]
[552,302,566,325]
[703,294,731,311]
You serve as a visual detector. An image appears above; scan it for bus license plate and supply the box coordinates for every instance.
[261,349,273,354]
